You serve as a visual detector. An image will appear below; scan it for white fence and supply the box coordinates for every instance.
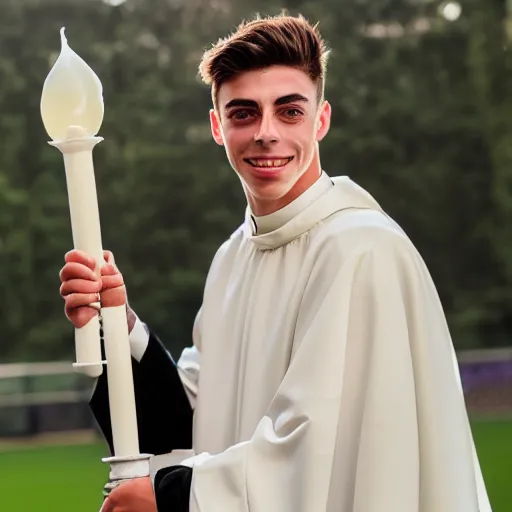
[456,347,512,364]
[1,347,511,438]
[0,360,96,438]
[0,361,92,407]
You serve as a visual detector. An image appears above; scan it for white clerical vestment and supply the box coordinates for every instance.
[154,172,491,511]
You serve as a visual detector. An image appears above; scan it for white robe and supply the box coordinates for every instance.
[172,173,491,511]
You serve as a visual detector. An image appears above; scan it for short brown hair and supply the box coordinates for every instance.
[199,13,330,107]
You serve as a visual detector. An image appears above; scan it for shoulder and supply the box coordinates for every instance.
[212,223,245,256]
[203,224,244,278]
[305,207,429,283]
[316,208,414,255]
[216,224,245,257]
[303,209,439,305]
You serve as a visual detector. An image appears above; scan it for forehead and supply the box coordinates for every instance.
[217,65,316,108]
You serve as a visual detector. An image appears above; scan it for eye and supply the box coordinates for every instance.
[228,109,257,122]
[281,108,304,119]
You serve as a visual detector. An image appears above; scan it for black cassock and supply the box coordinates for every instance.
[90,329,193,511]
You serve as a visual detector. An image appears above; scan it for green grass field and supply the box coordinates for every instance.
[0,420,510,511]
[0,442,108,511]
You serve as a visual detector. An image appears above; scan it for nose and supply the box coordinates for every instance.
[254,111,279,146]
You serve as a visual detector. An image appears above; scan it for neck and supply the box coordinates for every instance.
[247,156,323,216]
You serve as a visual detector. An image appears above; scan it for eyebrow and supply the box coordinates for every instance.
[224,93,309,111]
[275,94,309,106]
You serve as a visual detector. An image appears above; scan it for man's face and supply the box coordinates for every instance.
[210,65,331,216]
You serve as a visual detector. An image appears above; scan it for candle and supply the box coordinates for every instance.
[40,28,140,458]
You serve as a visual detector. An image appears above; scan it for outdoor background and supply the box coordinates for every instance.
[0,0,511,510]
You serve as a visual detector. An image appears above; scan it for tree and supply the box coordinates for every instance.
[0,0,510,362]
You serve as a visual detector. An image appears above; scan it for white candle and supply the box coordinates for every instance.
[40,28,140,458]
[52,125,105,379]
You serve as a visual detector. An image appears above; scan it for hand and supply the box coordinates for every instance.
[100,250,127,309]
[59,249,129,329]
[101,477,157,512]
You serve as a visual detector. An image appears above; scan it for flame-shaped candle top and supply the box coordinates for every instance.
[41,28,104,141]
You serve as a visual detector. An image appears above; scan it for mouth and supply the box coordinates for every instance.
[244,156,294,169]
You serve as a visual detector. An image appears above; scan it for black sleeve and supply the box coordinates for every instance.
[154,465,193,512]
[89,329,194,456]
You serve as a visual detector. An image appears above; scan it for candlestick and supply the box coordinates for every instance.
[40,28,142,462]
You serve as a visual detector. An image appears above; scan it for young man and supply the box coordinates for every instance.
[59,14,492,512]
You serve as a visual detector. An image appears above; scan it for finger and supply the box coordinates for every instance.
[103,250,115,266]
[101,264,119,277]
[64,293,101,310]
[100,496,113,512]
[103,483,126,511]
[101,286,126,308]
[67,306,99,328]
[64,250,97,271]
[60,262,97,283]
[101,274,124,291]
[60,279,102,297]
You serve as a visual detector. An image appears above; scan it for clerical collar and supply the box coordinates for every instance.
[249,172,333,235]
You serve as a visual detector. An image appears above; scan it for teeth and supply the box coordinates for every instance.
[248,158,290,168]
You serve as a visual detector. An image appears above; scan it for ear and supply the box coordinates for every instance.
[315,101,331,142]
[210,109,225,146]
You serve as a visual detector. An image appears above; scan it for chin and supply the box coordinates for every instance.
[236,159,306,207]
[248,179,294,202]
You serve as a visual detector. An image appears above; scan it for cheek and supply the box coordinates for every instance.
[295,119,317,141]
[293,126,318,156]
[224,129,252,156]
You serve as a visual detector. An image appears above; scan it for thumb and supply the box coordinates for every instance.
[99,497,112,512]
[103,250,116,268]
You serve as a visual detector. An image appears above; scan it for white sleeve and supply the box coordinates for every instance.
[176,307,202,408]
[129,316,149,362]
[128,308,202,407]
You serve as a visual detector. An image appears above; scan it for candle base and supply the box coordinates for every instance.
[100,453,152,508]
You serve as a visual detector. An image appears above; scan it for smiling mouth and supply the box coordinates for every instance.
[244,157,293,168]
